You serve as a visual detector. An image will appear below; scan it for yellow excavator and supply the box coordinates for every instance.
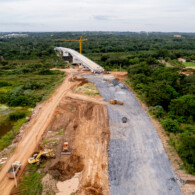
[28,149,55,165]
[110,99,124,105]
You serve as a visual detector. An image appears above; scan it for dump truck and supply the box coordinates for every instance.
[61,142,71,155]
[28,149,55,165]
[7,161,21,179]
[110,99,124,105]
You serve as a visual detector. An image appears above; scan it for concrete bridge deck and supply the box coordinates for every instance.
[54,47,104,73]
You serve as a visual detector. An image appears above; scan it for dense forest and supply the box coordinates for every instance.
[0,32,194,174]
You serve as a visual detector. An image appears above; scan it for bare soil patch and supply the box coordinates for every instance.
[40,94,110,194]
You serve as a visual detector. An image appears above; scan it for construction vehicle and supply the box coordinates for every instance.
[110,99,124,105]
[52,36,88,54]
[28,149,55,165]
[61,142,71,155]
[7,161,21,179]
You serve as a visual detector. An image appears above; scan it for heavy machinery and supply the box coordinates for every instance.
[7,161,21,179]
[52,36,88,54]
[110,99,124,105]
[61,142,71,155]
[28,149,55,165]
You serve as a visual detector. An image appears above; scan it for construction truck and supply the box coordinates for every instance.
[7,161,21,179]
[110,99,124,105]
[61,142,71,155]
[28,149,55,165]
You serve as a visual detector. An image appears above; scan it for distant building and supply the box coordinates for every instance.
[178,58,186,63]
[0,34,28,38]
[174,35,182,38]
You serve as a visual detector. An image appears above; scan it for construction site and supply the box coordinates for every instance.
[0,48,194,195]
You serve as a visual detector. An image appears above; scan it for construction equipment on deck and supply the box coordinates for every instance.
[28,149,55,165]
[61,142,71,155]
[7,161,21,179]
[110,99,124,105]
[52,36,88,54]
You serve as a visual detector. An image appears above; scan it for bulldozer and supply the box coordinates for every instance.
[109,99,124,105]
[28,149,55,165]
[61,142,71,155]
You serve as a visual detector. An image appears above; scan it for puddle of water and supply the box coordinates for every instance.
[0,123,13,138]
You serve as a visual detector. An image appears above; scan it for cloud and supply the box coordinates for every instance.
[0,0,194,32]
[93,15,114,21]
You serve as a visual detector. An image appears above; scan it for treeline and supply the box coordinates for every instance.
[1,32,195,60]
[126,60,195,174]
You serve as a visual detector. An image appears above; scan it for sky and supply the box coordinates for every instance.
[0,0,195,32]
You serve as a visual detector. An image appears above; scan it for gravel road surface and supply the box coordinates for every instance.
[85,74,181,195]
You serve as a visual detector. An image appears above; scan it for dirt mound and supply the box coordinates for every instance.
[73,76,88,85]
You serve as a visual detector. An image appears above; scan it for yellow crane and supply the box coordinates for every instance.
[52,36,88,54]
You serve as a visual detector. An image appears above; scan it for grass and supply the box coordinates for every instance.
[10,147,16,153]
[0,118,27,151]
[74,83,100,96]
[15,165,45,195]
[43,139,60,146]
[56,128,65,135]
[71,107,76,113]
[184,62,195,67]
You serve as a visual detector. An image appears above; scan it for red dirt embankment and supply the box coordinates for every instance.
[42,95,110,194]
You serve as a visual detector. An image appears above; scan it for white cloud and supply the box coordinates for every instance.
[0,0,194,31]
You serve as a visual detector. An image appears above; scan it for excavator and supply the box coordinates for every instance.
[110,99,124,105]
[28,149,55,165]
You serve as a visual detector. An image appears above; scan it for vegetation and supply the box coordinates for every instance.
[56,128,65,135]
[15,164,45,195]
[0,58,66,151]
[9,112,26,120]
[74,83,100,96]
[0,118,27,151]
[184,62,195,67]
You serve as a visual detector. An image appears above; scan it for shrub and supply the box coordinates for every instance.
[175,135,195,174]
[38,69,53,75]
[0,81,11,87]
[169,95,195,118]
[162,119,179,133]
[150,105,165,118]
[9,112,26,121]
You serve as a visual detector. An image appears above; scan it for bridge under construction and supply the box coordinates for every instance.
[54,47,104,73]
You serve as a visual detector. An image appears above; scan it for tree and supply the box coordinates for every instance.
[169,95,195,118]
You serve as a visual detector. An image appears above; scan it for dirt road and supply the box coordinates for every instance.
[0,71,77,195]
[85,74,182,195]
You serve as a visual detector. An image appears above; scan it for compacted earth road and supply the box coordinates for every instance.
[85,74,182,195]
